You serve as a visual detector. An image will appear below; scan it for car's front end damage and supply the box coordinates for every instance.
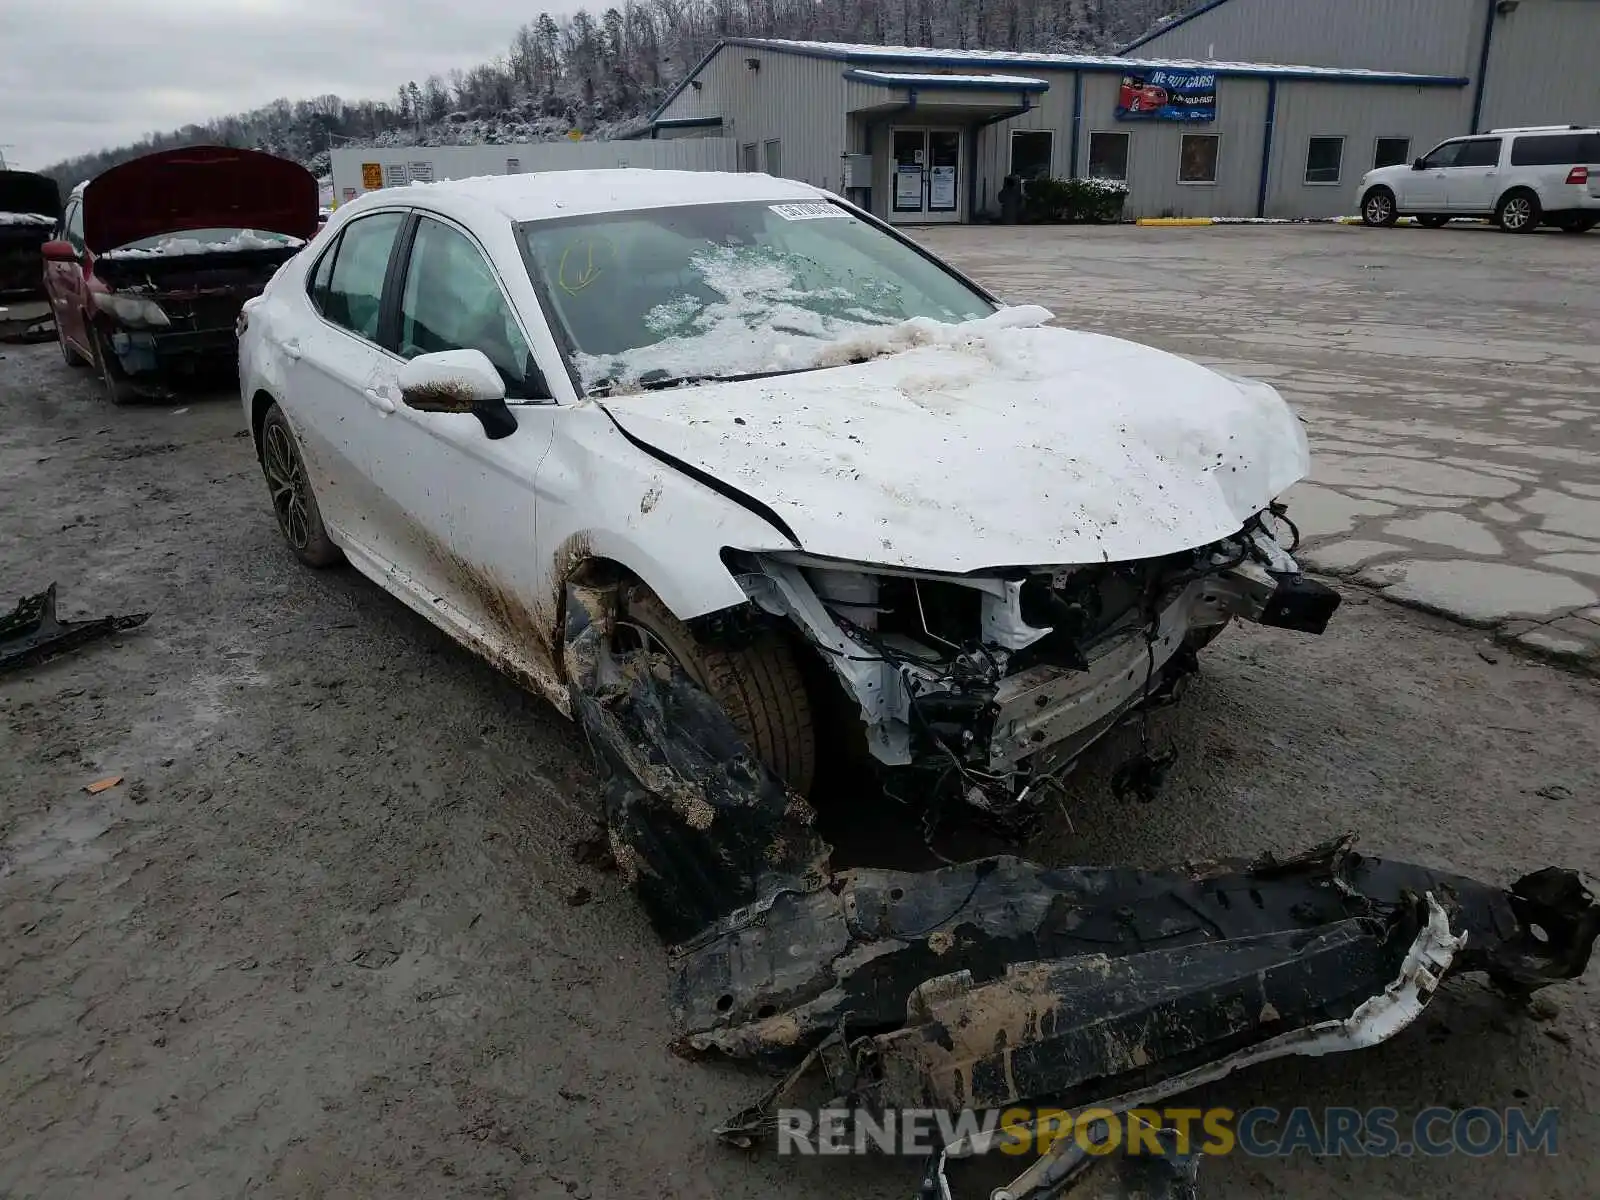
[0,169,62,343]
[559,577,1599,1200]
[723,507,1333,820]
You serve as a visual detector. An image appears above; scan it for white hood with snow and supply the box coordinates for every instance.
[598,307,1309,573]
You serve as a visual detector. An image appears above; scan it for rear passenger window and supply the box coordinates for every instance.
[1510,133,1598,166]
[322,212,405,341]
[308,237,338,313]
[1456,138,1501,168]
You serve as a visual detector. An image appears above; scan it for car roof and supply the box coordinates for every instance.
[344,169,829,226]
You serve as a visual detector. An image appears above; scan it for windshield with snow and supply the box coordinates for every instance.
[517,200,994,391]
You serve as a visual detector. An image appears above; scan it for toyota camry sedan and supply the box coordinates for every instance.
[238,169,1335,818]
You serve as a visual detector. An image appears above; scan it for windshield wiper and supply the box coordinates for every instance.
[589,364,835,396]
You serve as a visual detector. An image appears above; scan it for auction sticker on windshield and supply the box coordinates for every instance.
[769,203,847,220]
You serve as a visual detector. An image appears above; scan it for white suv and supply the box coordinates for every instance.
[1359,125,1600,233]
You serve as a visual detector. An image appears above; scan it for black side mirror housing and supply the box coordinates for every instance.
[1412,157,1426,170]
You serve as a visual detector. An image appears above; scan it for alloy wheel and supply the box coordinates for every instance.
[1364,193,1392,225]
[1501,196,1532,230]
[263,422,311,549]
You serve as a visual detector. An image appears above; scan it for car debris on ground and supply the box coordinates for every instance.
[562,575,1600,1199]
[0,581,150,674]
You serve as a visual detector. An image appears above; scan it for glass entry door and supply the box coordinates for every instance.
[890,127,962,221]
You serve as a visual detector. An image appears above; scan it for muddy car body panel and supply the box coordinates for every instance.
[44,147,314,396]
[0,170,61,341]
[239,169,1331,814]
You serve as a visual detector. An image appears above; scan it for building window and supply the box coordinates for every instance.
[1010,130,1054,181]
[1087,132,1130,182]
[764,139,782,176]
[1178,134,1219,184]
[742,143,758,172]
[1373,137,1410,170]
[1304,137,1344,185]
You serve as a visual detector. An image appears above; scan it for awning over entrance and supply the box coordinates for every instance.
[842,67,1048,118]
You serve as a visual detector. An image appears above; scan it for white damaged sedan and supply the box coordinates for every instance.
[239,169,1335,816]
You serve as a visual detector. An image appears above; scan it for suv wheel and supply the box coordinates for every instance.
[1417,214,1450,229]
[1361,187,1398,227]
[1557,215,1597,234]
[1495,189,1541,233]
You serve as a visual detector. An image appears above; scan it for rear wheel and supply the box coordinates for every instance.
[1361,187,1398,227]
[1495,189,1541,233]
[260,403,341,567]
[1557,214,1598,233]
[1417,214,1450,228]
[617,584,817,796]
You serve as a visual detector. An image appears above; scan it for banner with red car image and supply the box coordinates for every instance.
[1115,68,1217,121]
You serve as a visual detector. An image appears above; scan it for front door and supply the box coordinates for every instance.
[890,128,963,223]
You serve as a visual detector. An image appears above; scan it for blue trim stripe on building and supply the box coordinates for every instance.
[842,68,1050,93]
[1119,0,1240,55]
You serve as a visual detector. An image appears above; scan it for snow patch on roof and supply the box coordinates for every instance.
[384,169,822,224]
[738,37,1466,82]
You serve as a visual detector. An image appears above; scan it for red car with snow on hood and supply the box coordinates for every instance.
[0,170,62,343]
[42,145,317,403]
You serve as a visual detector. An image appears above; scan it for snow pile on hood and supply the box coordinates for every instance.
[574,244,1020,390]
[0,212,55,227]
[102,229,305,259]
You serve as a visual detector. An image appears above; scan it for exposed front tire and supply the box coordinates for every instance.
[259,402,342,567]
[1417,214,1450,228]
[91,327,140,405]
[618,584,817,796]
[1495,189,1541,233]
[1361,187,1398,227]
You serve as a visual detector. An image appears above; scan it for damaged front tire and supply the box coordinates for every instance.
[618,584,816,796]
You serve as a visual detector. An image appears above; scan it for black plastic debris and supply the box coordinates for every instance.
[0,582,150,674]
[560,578,1600,1200]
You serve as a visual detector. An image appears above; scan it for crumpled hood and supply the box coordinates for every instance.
[600,308,1308,571]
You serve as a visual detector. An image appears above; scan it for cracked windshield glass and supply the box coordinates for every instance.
[518,200,994,391]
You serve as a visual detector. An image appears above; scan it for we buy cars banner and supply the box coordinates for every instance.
[1115,68,1217,121]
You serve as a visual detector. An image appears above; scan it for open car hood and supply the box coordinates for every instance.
[0,170,61,221]
[600,313,1309,571]
[82,146,317,254]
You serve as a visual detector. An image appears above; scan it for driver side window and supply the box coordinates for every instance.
[397,217,541,399]
[1421,141,1464,170]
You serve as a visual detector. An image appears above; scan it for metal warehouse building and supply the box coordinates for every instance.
[645,0,1600,221]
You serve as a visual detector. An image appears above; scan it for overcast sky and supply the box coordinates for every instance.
[5,0,556,172]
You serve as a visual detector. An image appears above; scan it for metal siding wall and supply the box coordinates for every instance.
[733,51,850,190]
[1130,0,1481,75]
[331,139,738,198]
[1078,73,1268,217]
[1478,0,1600,130]
[973,70,1076,216]
[1266,82,1469,216]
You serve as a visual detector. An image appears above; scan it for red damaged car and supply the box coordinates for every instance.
[42,145,317,403]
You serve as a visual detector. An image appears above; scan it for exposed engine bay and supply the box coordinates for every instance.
[559,576,1600,1200]
[726,507,1335,819]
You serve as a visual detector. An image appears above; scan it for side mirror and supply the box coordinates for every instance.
[41,240,79,262]
[398,349,517,439]
[1411,157,1426,170]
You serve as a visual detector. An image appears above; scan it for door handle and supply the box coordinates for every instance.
[364,387,396,413]
[281,337,302,361]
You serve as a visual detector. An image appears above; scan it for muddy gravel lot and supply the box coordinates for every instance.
[2,327,1599,1199]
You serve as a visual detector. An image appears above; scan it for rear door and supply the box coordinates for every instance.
[1444,137,1503,212]
[1508,131,1600,208]
[281,209,412,560]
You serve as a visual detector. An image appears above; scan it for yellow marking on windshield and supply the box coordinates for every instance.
[557,238,613,294]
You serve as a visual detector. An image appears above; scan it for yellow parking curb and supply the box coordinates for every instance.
[1135,217,1215,226]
